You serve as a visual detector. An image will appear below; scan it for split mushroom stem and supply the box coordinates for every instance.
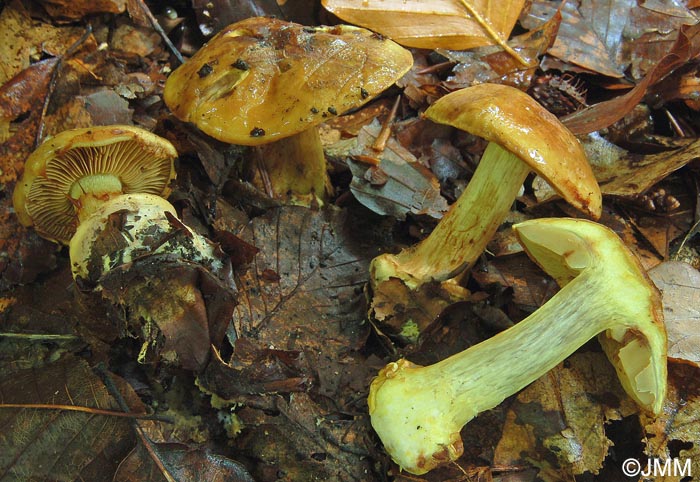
[370,83,602,290]
[368,218,667,475]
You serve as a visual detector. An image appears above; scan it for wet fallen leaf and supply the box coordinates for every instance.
[322,0,525,50]
[471,252,560,311]
[442,6,561,91]
[231,205,388,362]
[232,392,375,481]
[199,338,311,399]
[648,261,700,367]
[0,57,57,184]
[533,137,700,203]
[37,0,126,19]
[521,1,624,77]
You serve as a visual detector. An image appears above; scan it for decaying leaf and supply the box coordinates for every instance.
[640,363,700,481]
[521,1,625,77]
[322,0,525,50]
[648,261,700,367]
[493,352,638,481]
[232,392,376,480]
[562,22,700,134]
[345,120,448,220]
[114,442,256,482]
[0,354,141,481]
[36,0,126,19]
[441,6,561,92]
[231,205,389,362]
[533,137,700,203]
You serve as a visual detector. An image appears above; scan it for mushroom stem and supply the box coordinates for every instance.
[70,193,223,282]
[368,218,666,475]
[257,127,331,205]
[370,142,528,288]
[69,173,124,222]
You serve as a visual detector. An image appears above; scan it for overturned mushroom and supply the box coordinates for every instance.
[13,125,235,370]
[368,218,666,475]
[163,17,413,205]
[370,84,602,290]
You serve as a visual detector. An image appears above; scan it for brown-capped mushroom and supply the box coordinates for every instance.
[371,83,602,290]
[163,17,413,205]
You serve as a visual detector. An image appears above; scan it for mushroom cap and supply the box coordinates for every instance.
[163,17,413,145]
[424,83,602,219]
[13,125,177,244]
[513,217,667,414]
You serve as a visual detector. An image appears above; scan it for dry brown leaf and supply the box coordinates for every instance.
[648,261,700,367]
[321,0,525,50]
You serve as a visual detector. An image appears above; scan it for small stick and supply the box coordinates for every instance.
[372,95,401,153]
[36,24,93,147]
[134,0,184,66]
[0,403,173,422]
[457,0,529,67]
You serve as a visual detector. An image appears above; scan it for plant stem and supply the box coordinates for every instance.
[371,142,529,287]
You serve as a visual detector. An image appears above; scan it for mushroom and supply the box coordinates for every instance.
[12,125,222,282]
[370,83,602,290]
[13,125,235,370]
[163,17,413,205]
[368,217,667,475]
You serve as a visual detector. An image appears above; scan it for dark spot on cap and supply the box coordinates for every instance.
[232,59,249,70]
[197,64,213,78]
[310,107,319,114]
[327,106,337,115]
[360,88,369,99]
[250,127,265,137]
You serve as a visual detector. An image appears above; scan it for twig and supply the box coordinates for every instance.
[36,24,93,147]
[94,364,177,482]
[372,95,401,153]
[456,0,529,67]
[134,0,184,66]
[0,403,173,422]
[0,333,79,341]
